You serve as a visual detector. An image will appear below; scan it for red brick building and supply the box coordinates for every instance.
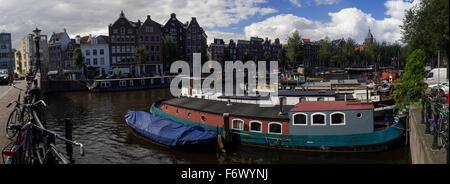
[108,11,140,76]
[137,15,163,76]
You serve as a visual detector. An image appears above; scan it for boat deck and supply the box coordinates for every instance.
[161,97,292,121]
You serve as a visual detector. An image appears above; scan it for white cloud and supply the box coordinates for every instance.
[315,0,341,5]
[243,0,417,44]
[289,0,302,8]
[0,0,277,48]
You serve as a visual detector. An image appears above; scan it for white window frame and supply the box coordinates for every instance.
[119,80,126,87]
[268,122,282,134]
[330,112,346,126]
[292,112,308,126]
[129,80,134,86]
[249,121,263,133]
[100,81,111,88]
[311,112,327,126]
[231,119,244,131]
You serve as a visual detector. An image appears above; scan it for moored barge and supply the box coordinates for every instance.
[88,76,174,92]
[150,97,404,152]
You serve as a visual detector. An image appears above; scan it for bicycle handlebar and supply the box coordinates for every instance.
[6,100,47,108]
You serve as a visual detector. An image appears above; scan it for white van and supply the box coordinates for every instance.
[424,68,448,86]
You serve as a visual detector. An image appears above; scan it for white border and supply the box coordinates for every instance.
[311,112,327,126]
[231,119,244,131]
[268,122,283,134]
[249,121,263,133]
[292,112,308,126]
[330,112,346,126]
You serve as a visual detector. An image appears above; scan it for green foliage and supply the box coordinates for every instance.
[133,45,149,76]
[401,0,448,76]
[72,47,87,79]
[162,34,179,67]
[318,37,332,66]
[394,49,427,110]
[116,69,122,79]
[341,38,357,67]
[286,31,303,64]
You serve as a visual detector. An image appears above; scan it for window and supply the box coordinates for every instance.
[119,80,126,87]
[201,115,206,121]
[93,58,98,65]
[113,29,118,34]
[86,58,91,65]
[100,49,104,55]
[129,80,134,86]
[293,113,307,126]
[100,58,105,65]
[357,113,363,118]
[100,82,111,88]
[232,119,244,130]
[120,27,125,34]
[311,113,326,126]
[187,112,192,118]
[128,29,133,34]
[331,112,345,125]
[175,109,179,114]
[85,50,90,56]
[249,121,262,132]
[268,122,282,134]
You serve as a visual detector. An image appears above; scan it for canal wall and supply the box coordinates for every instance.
[41,80,88,93]
[409,104,446,164]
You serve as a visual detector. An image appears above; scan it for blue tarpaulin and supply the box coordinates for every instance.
[125,110,217,147]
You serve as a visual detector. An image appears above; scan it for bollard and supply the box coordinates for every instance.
[431,105,439,150]
[65,118,74,163]
[425,98,431,134]
[421,92,425,124]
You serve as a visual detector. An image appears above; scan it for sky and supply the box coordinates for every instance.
[0,0,420,49]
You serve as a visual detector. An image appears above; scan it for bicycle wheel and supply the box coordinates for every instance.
[6,108,20,139]
[439,118,448,148]
[1,142,15,164]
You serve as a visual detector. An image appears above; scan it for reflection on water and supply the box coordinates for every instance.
[43,88,411,164]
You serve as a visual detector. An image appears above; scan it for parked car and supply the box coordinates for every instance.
[429,82,449,97]
[0,69,11,85]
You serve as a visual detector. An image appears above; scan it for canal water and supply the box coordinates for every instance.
[43,89,411,164]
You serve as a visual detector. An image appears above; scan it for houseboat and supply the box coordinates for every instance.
[150,97,405,152]
[87,76,174,92]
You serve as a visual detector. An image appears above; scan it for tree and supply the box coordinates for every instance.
[162,34,178,69]
[286,31,304,65]
[277,49,285,68]
[133,45,149,76]
[401,0,449,79]
[318,37,332,67]
[72,47,87,80]
[243,49,251,61]
[342,38,357,67]
[393,49,427,110]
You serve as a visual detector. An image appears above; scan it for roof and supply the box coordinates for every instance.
[278,90,335,97]
[290,101,373,111]
[162,97,292,120]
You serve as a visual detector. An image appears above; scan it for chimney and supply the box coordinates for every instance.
[279,96,286,115]
[147,15,151,20]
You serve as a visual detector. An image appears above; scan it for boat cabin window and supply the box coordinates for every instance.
[268,123,282,134]
[201,115,206,121]
[292,113,307,126]
[119,80,126,87]
[331,112,345,125]
[187,112,192,118]
[129,80,134,86]
[249,121,262,132]
[100,82,111,88]
[232,119,244,130]
[311,113,326,126]
[175,109,179,114]
[357,113,362,118]
[141,79,145,85]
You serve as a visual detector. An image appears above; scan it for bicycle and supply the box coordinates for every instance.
[2,122,84,164]
[5,83,31,139]
[429,105,449,150]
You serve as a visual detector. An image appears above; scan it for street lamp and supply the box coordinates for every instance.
[32,27,41,74]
